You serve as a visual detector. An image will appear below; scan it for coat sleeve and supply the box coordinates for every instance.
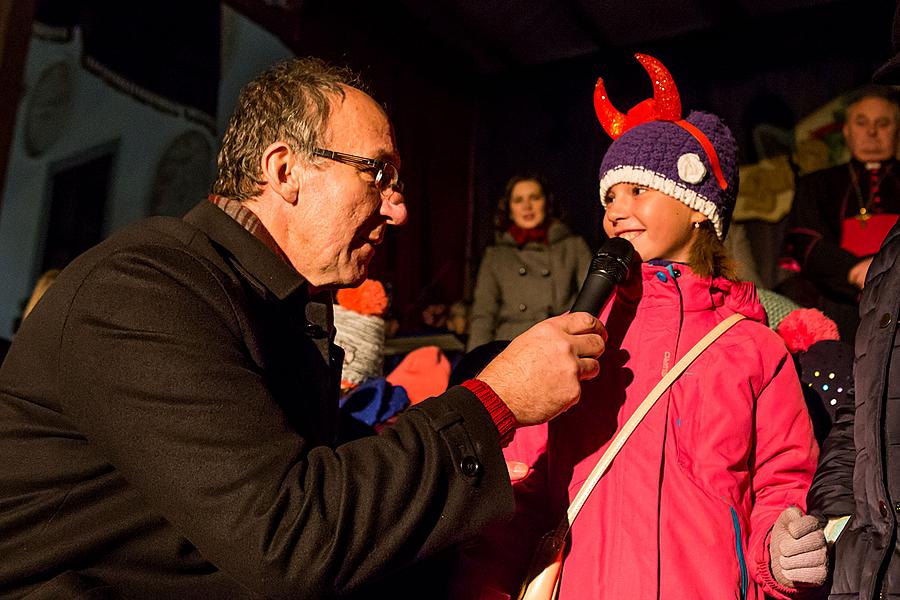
[60,245,514,599]
[468,247,502,351]
[806,400,856,518]
[452,423,556,598]
[786,172,860,300]
[746,346,820,599]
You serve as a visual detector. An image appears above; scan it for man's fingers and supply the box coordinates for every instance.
[560,312,604,337]
[577,357,601,381]
[570,332,606,360]
[506,460,530,482]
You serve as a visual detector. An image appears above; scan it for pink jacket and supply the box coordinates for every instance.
[475,263,818,599]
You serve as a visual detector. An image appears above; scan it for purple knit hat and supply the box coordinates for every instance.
[598,110,739,239]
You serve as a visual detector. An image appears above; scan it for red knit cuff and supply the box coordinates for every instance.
[462,379,517,446]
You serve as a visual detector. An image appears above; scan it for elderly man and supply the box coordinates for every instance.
[0,59,605,598]
[786,85,900,344]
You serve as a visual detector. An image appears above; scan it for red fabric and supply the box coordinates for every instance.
[470,264,818,599]
[386,346,451,405]
[461,379,517,446]
[507,224,549,246]
[840,213,899,257]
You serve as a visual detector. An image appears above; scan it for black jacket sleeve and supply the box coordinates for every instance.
[60,244,514,599]
[807,398,856,518]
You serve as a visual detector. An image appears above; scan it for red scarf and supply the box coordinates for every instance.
[508,223,549,246]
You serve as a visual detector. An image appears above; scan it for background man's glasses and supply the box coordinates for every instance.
[313,148,404,194]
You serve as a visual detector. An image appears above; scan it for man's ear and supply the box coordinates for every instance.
[260,141,300,203]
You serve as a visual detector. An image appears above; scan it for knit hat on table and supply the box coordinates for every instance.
[595,55,739,239]
[333,279,388,390]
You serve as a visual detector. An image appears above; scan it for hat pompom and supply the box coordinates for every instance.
[334,279,388,390]
[776,308,840,353]
[336,279,388,316]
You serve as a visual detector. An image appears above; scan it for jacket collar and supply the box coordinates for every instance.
[616,262,765,322]
[183,200,307,302]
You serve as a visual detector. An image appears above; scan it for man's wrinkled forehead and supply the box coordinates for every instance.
[331,85,400,165]
[847,95,900,120]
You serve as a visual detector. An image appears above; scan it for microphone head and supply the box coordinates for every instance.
[590,237,634,284]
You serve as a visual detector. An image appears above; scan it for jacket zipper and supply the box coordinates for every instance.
[730,506,749,600]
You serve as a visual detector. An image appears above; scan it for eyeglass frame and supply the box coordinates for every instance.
[311,148,404,194]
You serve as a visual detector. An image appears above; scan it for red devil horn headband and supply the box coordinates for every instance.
[593,53,682,140]
[593,54,727,190]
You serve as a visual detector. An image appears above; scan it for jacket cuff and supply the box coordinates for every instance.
[756,528,821,600]
[462,379,517,446]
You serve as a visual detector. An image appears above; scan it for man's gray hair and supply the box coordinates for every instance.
[211,57,364,201]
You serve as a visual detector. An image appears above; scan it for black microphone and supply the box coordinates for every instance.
[570,237,634,315]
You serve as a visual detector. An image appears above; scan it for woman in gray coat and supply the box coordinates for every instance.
[467,174,592,351]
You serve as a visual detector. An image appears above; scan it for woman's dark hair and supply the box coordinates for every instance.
[494,173,560,232]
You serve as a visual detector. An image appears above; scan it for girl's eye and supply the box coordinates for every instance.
[632,186,646,195]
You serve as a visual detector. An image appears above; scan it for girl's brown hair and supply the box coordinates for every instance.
[688,221,739,281]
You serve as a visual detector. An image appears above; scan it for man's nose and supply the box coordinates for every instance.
[382,191,408,226]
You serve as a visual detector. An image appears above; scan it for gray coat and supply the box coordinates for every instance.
[807,219,900,599]
[467,221,591,351]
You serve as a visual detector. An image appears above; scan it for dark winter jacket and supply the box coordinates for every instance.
[0,200,512,599]
[808,219,900,599]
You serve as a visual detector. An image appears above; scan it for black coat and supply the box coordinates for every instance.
[0,201,512,599]
[808,219,900,599]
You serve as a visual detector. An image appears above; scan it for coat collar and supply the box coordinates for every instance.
[183,200,307,302]
[496,220,573,247]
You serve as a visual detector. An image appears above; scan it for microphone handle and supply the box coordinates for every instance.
[570,273,616,315]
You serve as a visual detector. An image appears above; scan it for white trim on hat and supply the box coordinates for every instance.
[599,165,724,239]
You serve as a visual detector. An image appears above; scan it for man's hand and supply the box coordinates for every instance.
[769,507,828,589]
[506,460,530,482]
[477,312,606,426]
[848,257,873,289]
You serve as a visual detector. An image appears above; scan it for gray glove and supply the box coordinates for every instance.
[769,506,828,588]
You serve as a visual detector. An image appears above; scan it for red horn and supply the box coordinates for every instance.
[593,77,628,140]
[634,53,681,121]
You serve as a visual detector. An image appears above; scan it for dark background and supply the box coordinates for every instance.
[0,0,895,331]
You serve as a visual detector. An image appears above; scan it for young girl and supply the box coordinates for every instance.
[465,56,825,599]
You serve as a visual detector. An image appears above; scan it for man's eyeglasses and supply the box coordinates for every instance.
[312,148,404,195]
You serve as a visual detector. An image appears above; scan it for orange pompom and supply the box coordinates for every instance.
[336,279,388,316]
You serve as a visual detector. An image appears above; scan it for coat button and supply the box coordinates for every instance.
[518,266,527,276]
[304,321,325,337]
[518,303,527,312]
[541,268,550,277]
[656,272,668,282]
[880,500,889,517]
[460,456,481,477]
[880,313,893,328]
